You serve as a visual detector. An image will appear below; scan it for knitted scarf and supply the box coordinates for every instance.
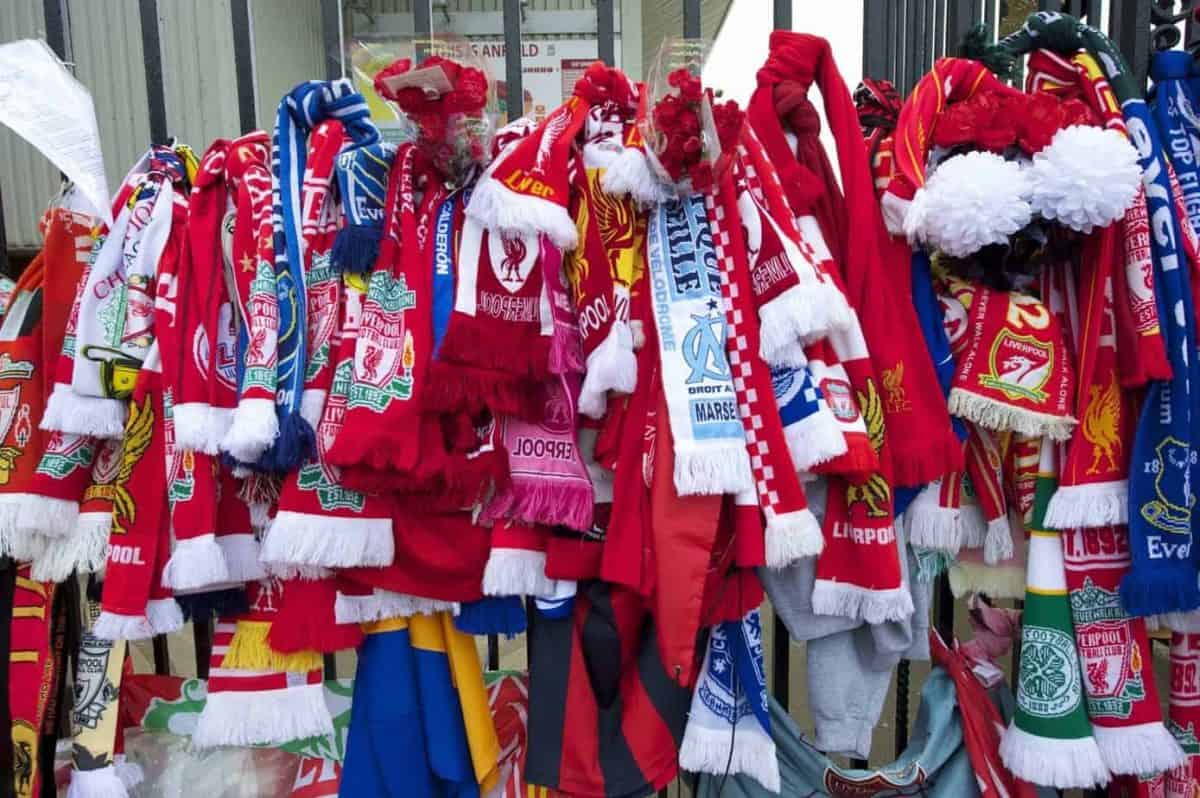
[1061,525,1184,775]
[265,78,378,471]
[331,141,394,275]
[7,567,58,798]
[750,31,961,487]
[1159,633,1200,797]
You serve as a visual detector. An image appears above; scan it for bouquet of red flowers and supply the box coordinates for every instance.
[646,65,744,192]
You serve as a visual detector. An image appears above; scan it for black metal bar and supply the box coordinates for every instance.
[935,572,955,641]
[152,633,171,675]
[323,652,338,679]
[138,0,169,145]
[1109,0,1150,95]
[42,0,70,63]
[906,0,923,92]
[945,0,973,55]
[230,0,257,135]
[193,617,213,679]
[934,0,947,58]
[413,0,432,63]
[683,0,702,39]
[1067,0,1083,15]
[774,0,792,30]
[320,0,342,81]
[850,757,869,769]
[884,0,899,84]
[895,659,911,756]
[503,0,523,123]
[864,1,887,80]
[487,633,500,670]
[0,187,9,278]
[1039,0,1064,11]
[771,613,789,708]
[597,0,615,66]
[921,0,934,76]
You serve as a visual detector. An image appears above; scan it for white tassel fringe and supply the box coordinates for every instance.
[466,176,579,251]
[261,511,393,569]
[673,446,753,496]
[999,723,1110,790]
[810,578,915,624]
[983,516,1014,565]
[482,548,556,597]
[16,494,78,538]
[41,386,127,439]
[1093,722,1185,776]
[222,397,279,464]
[948,389,1076,441]
[1044,481,1128,529]
[217,533,267,582]
[577,324,637,419]
[335,588,458,623]
[679,725,781,794]
[599,146,673,206]
[191,682,333,749]
[161,534,230,591]
[764,509,824,568]
[67,765,131,798]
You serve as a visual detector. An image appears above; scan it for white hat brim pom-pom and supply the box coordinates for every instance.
[1029,125,1141,233]
[906,150,1032,258]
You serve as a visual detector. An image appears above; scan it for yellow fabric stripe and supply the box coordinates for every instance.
[362,617,409,635]
[1029,529,1059,538]
[15,576,45,596]
[1027,586,1068,596]
[223,619,322,672]
[408,613,447,653]
[11,606,45,619]
[442,613,502,792]
[10,651,38,663]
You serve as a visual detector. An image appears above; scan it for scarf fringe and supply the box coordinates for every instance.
[1044,481,1129,529]
[467,176,579,250]
[1093,721,1186,776]
[1120,566,1200,616]
[222,397,280,464]
[40,385,127,439]
[999,723,1110,790]
[765,509,824,567]
[784,413,848,472]
[905,505,961,553]
[67,765,131,798]
[758,283,852,368]
[224,619,323,672]
[577,324,637,419]
[424,362,540,419]
[983,516,1014,565]
[331,223,382,274]
[93,599,183,642]
[482,548,556,597]
[334,589,458,624]
[31,510,111,582]
[674,446,754,496]
[600,147,673,206]
[810,578,915,624]
[173,403,228,455]
[1160,609,1200,632]
[549,319,588,378]
[679,724,781,794]
[948,561,1025,600]
[114,757,143,790]
[161,535,231,592]
[438,326,553,384]
[0,495,46,562]
[948,389,1076,441]
[960,508,987,549]
[261,511,393,569]
[217,533,266,582]
[257,412,315,473]
[16,494,78,538]
[191,681,333,749]
[482,480,594,531]
[299,389,326,432]
[891,436,966,489]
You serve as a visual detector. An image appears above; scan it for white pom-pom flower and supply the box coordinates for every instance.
[1028,125,1141,233]
[905,150,1032,258]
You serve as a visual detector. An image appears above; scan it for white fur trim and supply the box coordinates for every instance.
[810,578,915,624]
[764,509,823,568]
[999,723,1110,789]
[191,682,333,749]
[906,151,1032,258]
[673,447,753,496]
[983,516,1013,565]
[67,765,131,798]
[905,504,961,553]
[948,388,1076,441]
[335,588,458,623]
[16,494,79,538]
[1029,126,1141,233]
[679,724,780,793]
[222,397,279,463]
[299,389,326,433]
[783,412,847,472]
[40,385,127,439]
[1093,722,1185,776]
[948,561,1025,600]
[260,511,393,569]
[0,493,46,561]
[1044,481,1128,529]
[482,547,556,597]
[217,533,267,582]
[161,534,230,591]
[599,146,673,206]
[466,176,579,250]
[577,324,637,419]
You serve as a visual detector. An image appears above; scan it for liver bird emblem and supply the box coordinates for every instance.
[846,379,891,518]
[1083,373,1121,475]
[111,394,155,536]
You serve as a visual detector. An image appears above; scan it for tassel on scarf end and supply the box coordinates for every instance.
[40,385,127,439]
[958,507,987,550]
[757,283,847,364]
[679,725,781,794]
[482,480,595,532]
[0,522,46,563]
[161,534,231,592]
[191,682,333,749]
[905,505,961,553]
[600,146,673,206]
[257,413,315,473]
[1120,569,1200,617]
[999,724,1110,790]
[1093,722,1185,776]
[299,389,326,433]
[889,435,965,489]
[579,325,637,409]
[811,578,915,624]
[16,494,78,538]
[331,224,382,274]
[1044,482,1128,529]
[783,414,848,473]
[66,765,132,798]
[673,446,754,496]
[218,533,267,582]
[334,588,458,624]
[983,516,1014,565]
[32,511,111,581]
[147,598,183,634]
[948,389,1077,441]
[482,548,556,597]
[91,611,156,642]
[224,619,323,671]
[222,397,280,464]
[765,509,823,568]
[948,562,1025,599]
[262,511,394,569]
[467,177,579,250]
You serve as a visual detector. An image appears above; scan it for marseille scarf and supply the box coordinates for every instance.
[707,172,824,567]
[1061,525,1184,775]
[646,193,751,496]
[266,78,378,471]
[680,608,778,793]
[222,131,280,464]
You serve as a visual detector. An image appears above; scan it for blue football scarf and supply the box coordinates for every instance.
[331,141,395,274]
[431,191,460,357]
[263,78,378,472]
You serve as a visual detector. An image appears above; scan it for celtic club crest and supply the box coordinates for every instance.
[488,232,537,293]
[1018,624,1082,718]
[980,329,1053,403]
[350,271,416,413]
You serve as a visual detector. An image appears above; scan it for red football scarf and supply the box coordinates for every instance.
[7,568,57,798]
[964,422,1014,565]
[752,31,961,486]
[1115,187,1172,387]
[1061,525,1183,776]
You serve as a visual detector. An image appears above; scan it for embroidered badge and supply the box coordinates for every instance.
[1017,624,1083,718]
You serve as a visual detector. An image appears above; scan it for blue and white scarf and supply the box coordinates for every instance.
[331,141,395,274]
[264,79,378,471]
